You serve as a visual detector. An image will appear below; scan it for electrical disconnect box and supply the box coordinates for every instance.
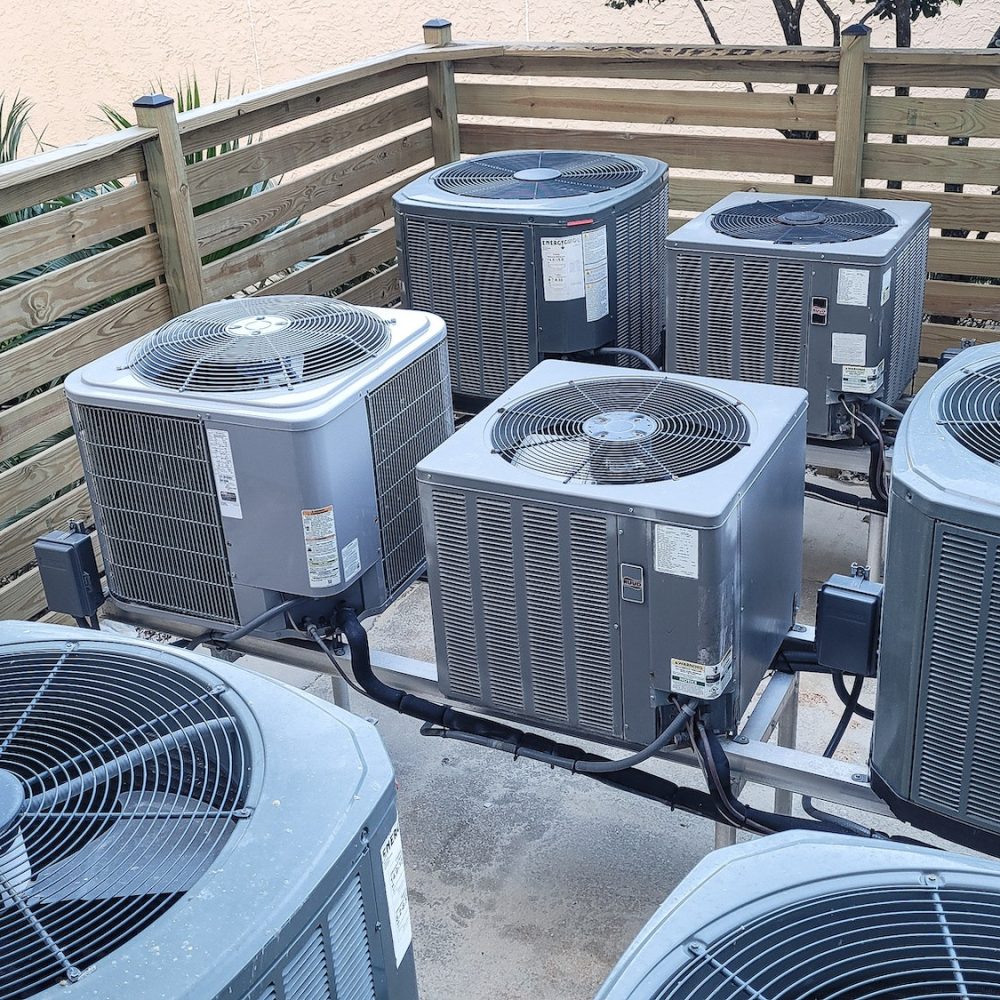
[815,568,883,677]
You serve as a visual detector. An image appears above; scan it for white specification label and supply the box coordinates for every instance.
[342,537,361,581]
[380,819,413,967]
[654,524,699,579]
[842,358,885,394]
[206,429,242,519]
[541,234,585,301]
[671,649,734,700]
[583,226,610,322]
[881,268,893,306]
[301,505,341,588]
[836,267,870,307]
[831,332,867,366]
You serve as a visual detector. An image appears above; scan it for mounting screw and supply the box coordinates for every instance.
[612,623,620,630]
[687,941,706,957]
[234,807,253,819]
[852,772,868,782]
[733,735,749,745]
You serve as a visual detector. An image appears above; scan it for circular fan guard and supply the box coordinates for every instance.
[433,151,644,200]
[128,295,392,392]
[490,377,750,485]
[711,198,896,245]
[939,361,1000,464]
[0,643,254,999]
[656,885,1000,999]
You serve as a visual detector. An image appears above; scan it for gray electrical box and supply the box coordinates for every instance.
[872,342,1000,853]
[418,360,806,745]
[394,151,668,408]
[816,570,882,676]
[666,193,930,438]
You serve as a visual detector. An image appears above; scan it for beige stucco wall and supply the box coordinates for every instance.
[6,0,1000,150]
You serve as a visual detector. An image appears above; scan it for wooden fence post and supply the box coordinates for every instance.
[133,95,205,314]
[422,18,461,165]
[831,24,872,198]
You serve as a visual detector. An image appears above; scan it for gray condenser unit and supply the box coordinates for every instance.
[418,360,806,745]
[595,831,1000,999]
[65,296,453,636]
[871,342,1000,853]
[0,621,418,1000]
[666,193,930,438]
[393,151,668,407]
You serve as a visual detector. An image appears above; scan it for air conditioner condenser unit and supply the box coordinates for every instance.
[0,621,418,1000]
[418,360,806,746]
[65,296,453,636]
[666,193,930,439]
[394,150,668,408]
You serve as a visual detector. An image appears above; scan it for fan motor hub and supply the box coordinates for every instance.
[512,167,563,182]
[0,770,24,842]
[583,410,658,442]
[224,314,294,338]
[776,210,827,226]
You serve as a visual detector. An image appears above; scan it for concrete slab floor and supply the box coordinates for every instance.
[190,486,954,1000]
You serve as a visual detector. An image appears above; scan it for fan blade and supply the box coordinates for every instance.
[24,792,237,903]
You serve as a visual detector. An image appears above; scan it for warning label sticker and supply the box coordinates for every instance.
[831,332,867,367]
[342,537,361,582]
[837,267,870,307]
[301,505,341,588]
[541,234,585,301]
[670,649,734,701]
[380,819,413,967]
[654,524,699,579]
[583,226,609,322]
[881,268,893,306]
[206,429,242,519]
[842,358,885,394]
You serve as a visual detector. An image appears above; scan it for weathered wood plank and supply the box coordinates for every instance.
[495,43,841,63]
[863,142,1000,185]
[460,122,834,175]
[866,95,1000,139]
[0,287,172,405]
[423,19,461,165]
[928,236,1000,279]
[456,82,838,130]
[202,168,420,299]
[258,225,397,297]
[186,89,429,208]
[920,320,1000,358]
[867,62,1000,89]
[196,129,431,257]
[831,26,871,198]
[0,234,162,339]
[0,388,71,465]
[923,278,1000,321]
[863,187,1000,233]
[0,483,91,580]
[0,566,47,619]
[0,127,153,219]
[339,265,401,307]
[0,438,82,521]
[0,184,153,280]
[669,177,835,212]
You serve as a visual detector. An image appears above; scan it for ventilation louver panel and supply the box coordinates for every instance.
[490,377,750,484]
[938,361,1000,464]
[127,296,391,393]
[433,151,644,200]
[655,885,1000,999]
[711,198,896,245]
[0,642,253,1000]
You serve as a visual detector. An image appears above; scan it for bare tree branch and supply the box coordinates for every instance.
[814,0,842,46]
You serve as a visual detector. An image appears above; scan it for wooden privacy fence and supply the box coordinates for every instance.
[1,21,998,621]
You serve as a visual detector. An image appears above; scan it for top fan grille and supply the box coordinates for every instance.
[711,198,896,244]
[490,376,750,485]
[433,151,645,200]
[939,361,1000,464]
[0,641,254,1000]
[127,295,392,392]
[655,884,1000,999]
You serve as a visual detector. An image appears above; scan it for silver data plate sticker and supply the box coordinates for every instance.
[380,820,413,967]
[582,226,610,321]
[831,332,867,366]
[342,537,362,581]
[654,524,699,579]
[301,505,341,588]
[670,648,734,700]
[836,267,870,307]
[206,428,242,519]
[881,268,893,305]
[541,234,585,301]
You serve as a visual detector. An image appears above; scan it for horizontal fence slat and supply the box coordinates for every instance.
[867,53,1000,89]
[460,122,834,174]
[668,177,834,213]
[862,187,1000,233]
[196,129,431,257]
[0,127,154,219]
[0,184,153,280]
[866,95,1000,139]
[339,264,400,307]
[863,142,1000,185]
[186,89,429,207]
[924,278,1000,321]
[491,42,841,64]
[202,167,420,299]
[457,55,839,84]
[0,566,47,619]
[0,234,162,339]
[921,320,1000,358]
[258,225,397,297]
[0,387,71,465]
[0,438,82,522]
[928,236,1000,279]
[0,286,172,405]
[0,484,91,581]
[456,82,838,130]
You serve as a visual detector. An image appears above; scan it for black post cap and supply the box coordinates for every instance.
[843,24,872,37]
[133,94,175,109]
[423,17,452,28]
